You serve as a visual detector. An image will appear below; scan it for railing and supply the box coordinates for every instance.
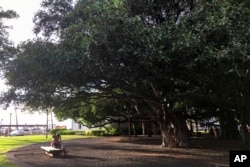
[0,124,47,128]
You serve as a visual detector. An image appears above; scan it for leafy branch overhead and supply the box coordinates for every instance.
[1,0,250,146]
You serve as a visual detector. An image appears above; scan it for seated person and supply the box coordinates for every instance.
[51,134,59,147]
[51,133,68,153]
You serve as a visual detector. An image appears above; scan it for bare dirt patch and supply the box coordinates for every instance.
[7,134,250,167]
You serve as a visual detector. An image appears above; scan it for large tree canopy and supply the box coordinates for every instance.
[0,6,18,66]
[1,0,250,146]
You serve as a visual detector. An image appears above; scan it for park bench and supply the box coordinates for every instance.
[41,146,65,157]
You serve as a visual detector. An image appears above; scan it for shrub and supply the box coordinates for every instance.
[49,129,63,135]
[60,130,75,135]
[119,127,129,135]
[91,130,105,136]
[50,129,76,135]
[85,130,92,136]
[75,131,86,135]
[109,127,118,135]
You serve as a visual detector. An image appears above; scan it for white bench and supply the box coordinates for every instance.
[41,146,62,157]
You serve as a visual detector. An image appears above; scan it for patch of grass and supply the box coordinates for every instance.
[0,135,88,167]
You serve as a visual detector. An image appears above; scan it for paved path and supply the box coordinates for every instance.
[7,137,229,167]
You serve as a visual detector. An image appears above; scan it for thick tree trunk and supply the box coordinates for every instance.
[240,123,247,143]
[172,112,191,148]
[132,122,137,137]
[157,107,169,147]
[142,122,145,136]
[147,121,152,137]
[219,110,239,140]
[159,121,168,147]
[158,109,191,148]
[148,82,190,147]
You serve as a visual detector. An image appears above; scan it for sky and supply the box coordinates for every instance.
[0,0,72,128]
[1,0,42,45]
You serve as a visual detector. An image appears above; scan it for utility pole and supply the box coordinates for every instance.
[46,109,48,139]
[9,113,12,135]
[15,107,18,129]
[50,110,54,129]
[0,119,3,133]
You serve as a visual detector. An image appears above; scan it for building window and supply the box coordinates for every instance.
[78,123,81,129]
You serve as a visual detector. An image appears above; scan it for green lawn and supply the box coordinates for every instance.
[0,135,88,167]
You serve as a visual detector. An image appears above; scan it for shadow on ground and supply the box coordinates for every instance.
[7,134,246,167]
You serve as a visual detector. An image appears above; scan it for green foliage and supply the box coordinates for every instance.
[126,0,194,24]
[49,128,65,135]
[33,0,73,37]
[109,128,118,136]
[0,7,18,67]
[74,131,86,135]
[119,127,129,135]
[50,129,77,135]
[59,130,76,135]
[1,0,250,142]
[2,40,59,109]
[91,130,106,136]
[85,130,92,136]
[104,126,120,136]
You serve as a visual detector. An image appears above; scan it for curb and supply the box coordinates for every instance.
[7,149,34,167]
[6,143,45,167]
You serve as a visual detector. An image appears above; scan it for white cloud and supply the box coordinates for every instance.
[1,0,42,45]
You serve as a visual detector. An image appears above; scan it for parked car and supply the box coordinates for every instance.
[10,129,25,136]
[31,128,44,135]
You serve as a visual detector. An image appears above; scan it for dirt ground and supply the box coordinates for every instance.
[7,134,248,167]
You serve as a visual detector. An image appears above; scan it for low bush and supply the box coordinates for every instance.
[50,129,76,135]
[119,127,129,135]
[91,130,105,136]
[75,131,86,135]
[85,131,92,136]
[104,127,120,136]
[60,130,76,135]
[50,129,64,135]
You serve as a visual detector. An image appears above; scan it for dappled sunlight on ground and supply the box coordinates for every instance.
[6,133,247,167]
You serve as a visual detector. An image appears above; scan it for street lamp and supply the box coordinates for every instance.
[9,113,12,135]
[0,119,3,133]
[15,107,18,129]
[46,109,48,139]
